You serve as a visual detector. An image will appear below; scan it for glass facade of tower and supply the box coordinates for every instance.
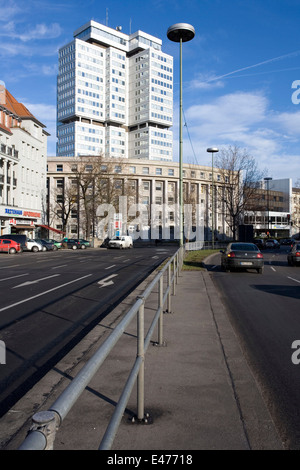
[57,21,173,160]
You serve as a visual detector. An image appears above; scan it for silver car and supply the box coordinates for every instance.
[220,242,264,274]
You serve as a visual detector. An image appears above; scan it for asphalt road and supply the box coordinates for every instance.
[208,246,300,450]
[0,244,176,418]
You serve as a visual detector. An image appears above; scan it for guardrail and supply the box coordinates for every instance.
[18,247,184,450]
[185,240,228,251]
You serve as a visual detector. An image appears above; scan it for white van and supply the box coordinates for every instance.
[108,235,133,249]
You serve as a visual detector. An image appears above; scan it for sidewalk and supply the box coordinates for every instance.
[1,266,283,450]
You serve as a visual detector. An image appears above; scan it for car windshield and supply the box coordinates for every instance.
[231,243,258,251]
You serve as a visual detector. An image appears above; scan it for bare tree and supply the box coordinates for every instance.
[70,156,137,239]
[215,146,266,240]
[49,179,78,234]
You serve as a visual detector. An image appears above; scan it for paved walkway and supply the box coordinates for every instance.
[1,265,283,450]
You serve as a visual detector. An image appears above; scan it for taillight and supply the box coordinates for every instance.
[257,253,263,259]
[296,252,300,257]
[227,252,235,258]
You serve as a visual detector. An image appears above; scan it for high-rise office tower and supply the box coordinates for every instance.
[57,21,173,160]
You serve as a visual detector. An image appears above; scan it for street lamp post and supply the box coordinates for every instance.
[207,147,219,249]
[167,23,195,247]
[264,177,272,236]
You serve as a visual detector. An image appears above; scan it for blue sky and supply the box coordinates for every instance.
[1,0,300,184]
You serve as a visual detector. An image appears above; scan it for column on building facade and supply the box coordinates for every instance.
[4,160,8,205]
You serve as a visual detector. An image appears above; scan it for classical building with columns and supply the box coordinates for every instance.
[0,82,48,237]
[46,156,232,242]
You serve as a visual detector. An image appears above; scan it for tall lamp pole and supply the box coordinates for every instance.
[207,147,219,249]
[264,177,272,236]
[167,23,195,247]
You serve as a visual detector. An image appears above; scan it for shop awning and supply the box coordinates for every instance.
[36,224,66,234]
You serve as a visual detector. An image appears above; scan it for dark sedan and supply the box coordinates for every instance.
[64,239,87,250]
[287,243,300,266]
[220,242,264,274]
[35,239,55,251]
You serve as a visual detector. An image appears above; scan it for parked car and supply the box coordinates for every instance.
[64,239,87,250]
[264,239,280,249]
[26,239,43,252]
[287,243,300,266]
[0,234,27,251]
[43,239,61,250]
[0,234,43,252]
[35,239,55,251]
[253,239,265,250]
[0,238,21,254]
[220,242,264,273]
[78,239,91,248]
[280,238,294,246]
[108,235,133,249]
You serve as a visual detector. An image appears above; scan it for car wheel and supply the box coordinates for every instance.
[32,246,38,252]
[42,246,47,252]
[257,267,263,274]
[53,246,58,251]
[81,245,86,249]
[72,245,77,250]
[9,248,16,254]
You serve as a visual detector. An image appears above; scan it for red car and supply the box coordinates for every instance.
[0,238,21,254]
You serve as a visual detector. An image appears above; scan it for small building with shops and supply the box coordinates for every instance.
[0,82,49,238]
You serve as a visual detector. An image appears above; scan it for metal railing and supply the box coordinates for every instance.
[185,240,228,251]
[18,247,184,450]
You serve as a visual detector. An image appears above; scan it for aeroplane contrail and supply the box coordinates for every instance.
[207,49,300,82]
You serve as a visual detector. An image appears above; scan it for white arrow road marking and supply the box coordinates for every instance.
[0,274,92,313]
[12,274,60,288]
[98,274,118,288]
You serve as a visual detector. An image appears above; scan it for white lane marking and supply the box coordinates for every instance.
[105,265,116,270]
[0,265,20,269]
[0,274,92,313]
[288,276,300,284]
[98,274,118,288]
[12,274,60,289]
[270,266,276,272]
[51,264,68,269]
[0,273,29,282]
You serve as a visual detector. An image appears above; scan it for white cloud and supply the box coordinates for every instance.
[180,90,300,180]
[22,102,56,123]
[188,73,225,91]
[19,23,62,42]
[271,111,300,136]
[186,91,268,140]
[0,0,22,21]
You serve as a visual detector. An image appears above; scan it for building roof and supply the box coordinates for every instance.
[1,88,45,128]
[0,122,12,135]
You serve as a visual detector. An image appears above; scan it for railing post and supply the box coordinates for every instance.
[167,263,171,313]
[158,276,163,345]
[137,298,145,421]
[173,257,176,295]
